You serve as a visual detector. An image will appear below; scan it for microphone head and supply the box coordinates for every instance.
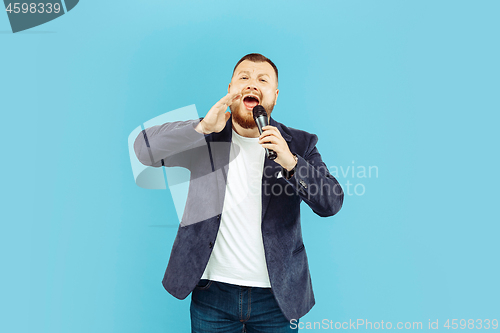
[252,105,267,120]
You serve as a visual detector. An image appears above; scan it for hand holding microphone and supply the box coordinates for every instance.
[253,105,298,172]
[252,105,277,160]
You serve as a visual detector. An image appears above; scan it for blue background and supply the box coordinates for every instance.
[2,0,499,332]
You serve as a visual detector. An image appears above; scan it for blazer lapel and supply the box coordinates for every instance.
[261,117,292,221]
[207,117,233,215]
[261,158,281,221]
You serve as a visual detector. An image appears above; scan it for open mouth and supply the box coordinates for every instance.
[242,95,260,110]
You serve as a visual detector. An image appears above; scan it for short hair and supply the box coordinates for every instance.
[232,53,278,83]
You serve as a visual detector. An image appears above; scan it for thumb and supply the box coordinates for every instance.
[225,112,231,122]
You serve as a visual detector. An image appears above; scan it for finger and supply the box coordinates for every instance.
[216,94,231,109]
[259,132,276,141]
[259,135,282,146]
[220,92,241,106]
[259,128,282,141]
[261,125,277,134]
[259,132,280,142]
[260,143,279,151]
[229,92,241,104]
[260,126,280,136]
[262,125,276,131]
[259,131,274,141]
[260,126,277,134]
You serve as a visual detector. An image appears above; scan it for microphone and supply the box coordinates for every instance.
[252,105,277,160]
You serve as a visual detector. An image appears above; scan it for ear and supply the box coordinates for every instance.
[228,83,231,93]
[274,89,279,105]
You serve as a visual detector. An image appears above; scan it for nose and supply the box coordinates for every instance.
[245,79,259,93]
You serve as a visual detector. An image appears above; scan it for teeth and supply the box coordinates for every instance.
[245,95,260,103]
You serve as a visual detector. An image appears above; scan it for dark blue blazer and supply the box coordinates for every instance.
[134,115,344,320]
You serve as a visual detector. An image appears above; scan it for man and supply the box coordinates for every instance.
[134,53,344,332]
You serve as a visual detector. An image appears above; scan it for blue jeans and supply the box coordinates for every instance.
[190,279,299,333]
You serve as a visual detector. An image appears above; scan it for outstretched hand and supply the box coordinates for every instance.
[196,92,241,134]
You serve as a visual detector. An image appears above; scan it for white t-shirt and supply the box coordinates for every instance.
[200,129,271,287]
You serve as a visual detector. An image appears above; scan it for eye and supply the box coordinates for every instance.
[240,76,248,80]
[260,79,267,82]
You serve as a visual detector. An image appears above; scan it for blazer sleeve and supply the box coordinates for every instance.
[133,118,208,168]
[284,134,344,217]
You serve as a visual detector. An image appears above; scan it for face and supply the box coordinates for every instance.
[229,60,279,129]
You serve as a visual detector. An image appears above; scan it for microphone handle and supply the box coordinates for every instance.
[266,148,278,160]
[255,116,277,160]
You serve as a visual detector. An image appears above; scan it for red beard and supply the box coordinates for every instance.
[230,102,274,129]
